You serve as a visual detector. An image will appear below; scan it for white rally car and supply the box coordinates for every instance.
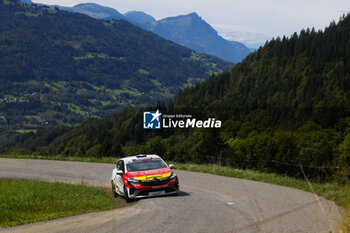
[111,154,179,202]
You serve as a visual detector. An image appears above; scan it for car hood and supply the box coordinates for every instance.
[127,167,172,181]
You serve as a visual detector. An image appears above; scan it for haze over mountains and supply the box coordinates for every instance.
[133,12,251,64]
[27,1,251,63]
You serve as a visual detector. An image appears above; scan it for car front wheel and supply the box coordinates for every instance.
[124,185,132,203]
[111,181,117,197]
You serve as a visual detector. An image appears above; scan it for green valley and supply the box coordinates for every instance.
[0,0,231,144]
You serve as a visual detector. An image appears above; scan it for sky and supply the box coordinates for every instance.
[33,0,350,48]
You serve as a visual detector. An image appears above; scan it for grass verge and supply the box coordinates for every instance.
[0,179,122,228]
[172,162,350,233]
[0,154,349,231]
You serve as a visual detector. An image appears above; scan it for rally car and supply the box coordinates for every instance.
[111,154,179,202]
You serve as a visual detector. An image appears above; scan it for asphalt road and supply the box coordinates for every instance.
[0,158,343,233]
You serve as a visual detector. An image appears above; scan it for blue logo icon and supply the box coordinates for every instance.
[143,110,162,129]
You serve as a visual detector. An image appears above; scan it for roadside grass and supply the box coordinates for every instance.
[172,162,342,198]
[345,209,350,233]
[0,179,122,228]
[172,162,350,233]
[0,154,349,231]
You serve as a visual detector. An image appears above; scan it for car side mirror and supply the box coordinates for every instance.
[116,170,123,175]
[169,164,175,169]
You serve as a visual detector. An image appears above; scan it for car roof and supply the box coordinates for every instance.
[122,154,161,163]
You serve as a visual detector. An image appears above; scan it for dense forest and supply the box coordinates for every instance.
[3,11,350,182]
[0,0,231,143]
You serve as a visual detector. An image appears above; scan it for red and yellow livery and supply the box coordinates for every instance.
[111,154,179,202]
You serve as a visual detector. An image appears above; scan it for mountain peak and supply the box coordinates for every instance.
[124,11,156,25]
[72,2,124,20]
[187,12,200,18]
[74,3,100,8]
[164,12,201,21]
[153,12,250,63]
[158,12,215,34]
[124,10,151,16]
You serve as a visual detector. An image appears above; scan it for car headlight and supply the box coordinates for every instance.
[127,177,139,183]
[170,172,177,180]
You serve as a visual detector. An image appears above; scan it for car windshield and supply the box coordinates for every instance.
[126,159,167,172]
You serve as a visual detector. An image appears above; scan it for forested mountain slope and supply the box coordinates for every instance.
[5,13,350,181]
[176,18,350,124]
[0,0,231,144]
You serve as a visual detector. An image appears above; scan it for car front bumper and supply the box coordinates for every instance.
[128,183,179,199]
